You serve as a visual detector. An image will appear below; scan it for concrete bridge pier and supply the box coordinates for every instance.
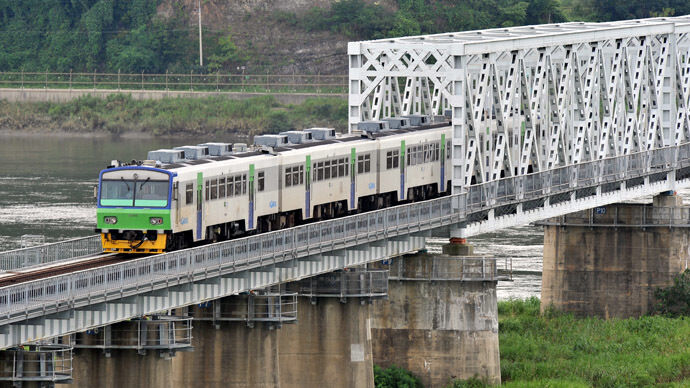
[172,270,382,388]
[69,315,193,387]
[541,193,690,318]
[370,244,504,387]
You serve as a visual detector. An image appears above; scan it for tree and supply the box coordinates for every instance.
[207,29,248,72]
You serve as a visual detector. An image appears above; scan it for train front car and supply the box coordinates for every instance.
[96,166,174,253]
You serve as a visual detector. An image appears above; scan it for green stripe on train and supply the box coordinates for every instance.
[97,208,171,230]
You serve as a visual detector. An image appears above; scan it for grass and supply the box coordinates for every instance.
[473,297,690,387]
[0,93,348,136]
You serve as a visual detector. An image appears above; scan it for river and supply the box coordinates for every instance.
[0,134,542,300]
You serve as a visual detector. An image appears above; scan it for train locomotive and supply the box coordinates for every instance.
[95,115,453,253]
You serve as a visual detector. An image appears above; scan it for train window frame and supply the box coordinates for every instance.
[185,183,193,205]
[299,165,304,184]
[234,175,241,196]
[293,166,300,185]
[227,176,233,197]
[211,179,218,200]
[324,160,331,180]
[242,174,247,194]
[285,167,293,187]
[258,171,265,192]
[219,177,226,198]
[205,180,210,201]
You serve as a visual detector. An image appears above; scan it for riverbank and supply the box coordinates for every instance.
[0,93,348,138]
[375,298,690,387]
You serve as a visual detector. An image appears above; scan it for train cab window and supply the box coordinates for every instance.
[258,172,265,192]
[211,179,218,200]
[185,183,193,205]
[219,177,226,198]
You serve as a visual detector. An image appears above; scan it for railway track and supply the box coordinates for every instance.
[0,253,141,287]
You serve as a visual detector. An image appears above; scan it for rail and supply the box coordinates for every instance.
[0,235,102,272]
[0,142,688,323]
[0,71,348,95]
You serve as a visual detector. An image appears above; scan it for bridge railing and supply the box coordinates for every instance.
[0,235,102,272]
[1,142,689,321]
[0,194,459,318]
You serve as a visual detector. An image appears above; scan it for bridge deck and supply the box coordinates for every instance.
[0,143,689,349]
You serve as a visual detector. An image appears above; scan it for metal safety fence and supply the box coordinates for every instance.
[0,343,73,384]
[387,256,512,282]
[295,269,389,298]
[0,142,688,321]
[0,235,102,272]
[0,71,348,94]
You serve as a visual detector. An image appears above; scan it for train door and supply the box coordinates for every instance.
[248,164,255,230]
[350,148,356,210]
[440,134,446,192]
[400,140,406,200]
[196,172,203,240]
[305,155,311,218]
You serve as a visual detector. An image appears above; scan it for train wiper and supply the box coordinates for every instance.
[121,177,131,192]
[139,177,151,190]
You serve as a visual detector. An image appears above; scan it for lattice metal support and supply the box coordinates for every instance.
[348,16,690,237]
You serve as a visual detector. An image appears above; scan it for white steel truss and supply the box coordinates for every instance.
[348,16,690,231]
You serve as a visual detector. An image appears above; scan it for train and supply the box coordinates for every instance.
[95,115,453,253]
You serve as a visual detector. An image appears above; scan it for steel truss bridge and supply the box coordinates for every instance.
[1,16,690,350]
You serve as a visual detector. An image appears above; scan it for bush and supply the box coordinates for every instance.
[653,269,690,317]
[374,365,422,388]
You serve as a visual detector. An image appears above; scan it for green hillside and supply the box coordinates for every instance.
[1,0,689,75]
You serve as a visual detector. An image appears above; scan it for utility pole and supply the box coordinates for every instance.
[198,0,203,67]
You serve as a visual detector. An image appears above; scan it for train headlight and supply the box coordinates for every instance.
[104,216,118,224]
[149,217,164,225]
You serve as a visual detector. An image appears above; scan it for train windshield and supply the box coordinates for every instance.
[99,169,170,208]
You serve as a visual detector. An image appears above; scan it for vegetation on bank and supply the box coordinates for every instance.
[0,94,347,136]
[3,0,690,74]
[375,297,690,387]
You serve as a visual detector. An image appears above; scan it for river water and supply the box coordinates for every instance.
[0,134,542,300]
